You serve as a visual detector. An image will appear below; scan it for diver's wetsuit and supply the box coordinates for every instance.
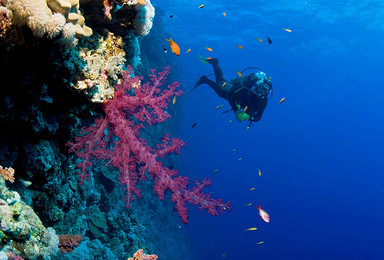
[195,58,272,122]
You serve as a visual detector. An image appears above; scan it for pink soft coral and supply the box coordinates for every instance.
[67,67,231,223]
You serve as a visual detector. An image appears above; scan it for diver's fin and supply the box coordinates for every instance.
[182,83,200,102]
[198,54,209,64]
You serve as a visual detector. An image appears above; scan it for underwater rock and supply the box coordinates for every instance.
[24,140,57,174]
[86,205,108,238]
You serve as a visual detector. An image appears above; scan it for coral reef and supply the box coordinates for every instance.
[0,172,59,259]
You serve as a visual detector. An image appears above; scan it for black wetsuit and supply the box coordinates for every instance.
[195,58,272,122]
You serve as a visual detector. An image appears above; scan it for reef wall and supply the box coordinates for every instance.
[0,0,192,259]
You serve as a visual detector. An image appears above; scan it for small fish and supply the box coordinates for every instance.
[221,82,227,88]
[243,106,248,113]
[238,158,242,161]
[256,38,263,42]
[245,227,257,231]
[232,149,236,152]
[228,120,232,123]
[163,48,167,53]
[212,169,219,175]
[206,47,213,52]
[206,57,212,60]
[192,122,197,128]
[137,0,146,5]
[173,95,177,104]
[257,241,264,245]
[170,14,173,18]
[223,12,227,17]
[258,169,262,176]
[283,28,292,32]
[199,4,204,8]
[245,203,252,206]
[166,38,180,56]
[279,97,286,104]
[268,77,272,80]
[256,204,270,223]
[18,178,32,188]
[236,71,242,77]
[237,45,243,49]
[267,37,272,44]
[187,49,191,53]
[215,105,224,110]
[249,188,255,190]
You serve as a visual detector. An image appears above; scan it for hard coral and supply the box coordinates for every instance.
[103,0,155,36]
[0,165,15,183]
[128,249,158,260]
[58,234,83,254]
[133,0,155,36]
[4,0,92,46]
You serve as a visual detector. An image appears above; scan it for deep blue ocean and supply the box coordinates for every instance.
[152,0,384,259]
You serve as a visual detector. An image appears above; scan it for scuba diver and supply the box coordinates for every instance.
[191,58,272,130]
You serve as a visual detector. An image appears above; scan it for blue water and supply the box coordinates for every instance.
[151,0,384,259]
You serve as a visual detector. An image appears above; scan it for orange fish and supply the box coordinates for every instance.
[137,0,146,5]
[237,45,243,49]
[221,82,227,88]
[199,4,204,8]
[206,47,213,52]
[283,28,292,32]
[187,49,191,53]
[166,38,180,56]
[206,57,212,60]
[256,38,263,42]
[243,106,248,113]
[172,95,177,104]
[268,77,272,80]
[279,97,286,104]
[256,204,270,223]
[236,71,242,77]
[223,12,227,16]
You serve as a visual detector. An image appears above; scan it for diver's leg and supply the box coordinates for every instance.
[207,58,227,84]
[203,77,229,99]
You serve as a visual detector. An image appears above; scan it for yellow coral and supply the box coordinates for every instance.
[0,165,15,183]
[75,32,126,103]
